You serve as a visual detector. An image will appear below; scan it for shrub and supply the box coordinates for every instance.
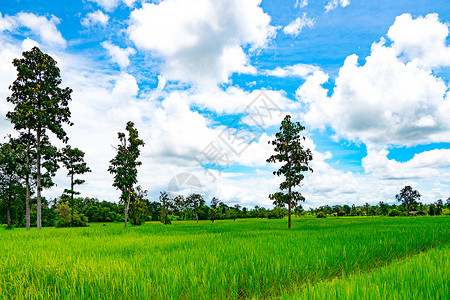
[316,212,326,218]
[55,202,88,227]
[338,210,346,216]
[388,209,401,217]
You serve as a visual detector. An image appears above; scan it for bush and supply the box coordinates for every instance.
[55,202,88,227]
[316,212,326,218]
[338,210,346,216]
[388,209,401,217]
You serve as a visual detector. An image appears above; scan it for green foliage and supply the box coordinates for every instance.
[159,191,172,225]
[6,46,73,230]
[396,186,421,213]
[388,209,401,217]
[129,186,149,226]
[186,193,205,223]
[316,211,326,218]
[267,115,313,228]
[54,202,88,228]
[108,121,145,228]
[268,207,288,219]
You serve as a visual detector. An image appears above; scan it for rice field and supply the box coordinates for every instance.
[0,216,449,299]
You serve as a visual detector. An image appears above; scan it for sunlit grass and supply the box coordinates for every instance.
[279,243,449,300]
[0,216,448,299]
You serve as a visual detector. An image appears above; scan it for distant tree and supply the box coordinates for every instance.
[60,145,91,227]
[6,47,73,230]
[267,115,313,228]
[186,193,205,223]
[294,204,304,217]
[0,142,24,229]
[173,195,187,220]
[108,121,145,228]
[159,191,172,225]
[209,197,220,223]
[435,199,443,216]
[428,204,436,216]
[378,202,389,215]
[395,186,421,214]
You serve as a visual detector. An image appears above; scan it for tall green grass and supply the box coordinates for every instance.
[279,244,449,300]
[0,216,448,299]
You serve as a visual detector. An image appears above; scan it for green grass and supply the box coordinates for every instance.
[0,216,448,299]
[279,244,449,300]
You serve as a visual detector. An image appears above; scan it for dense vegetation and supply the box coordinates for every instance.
[0,217,448,299]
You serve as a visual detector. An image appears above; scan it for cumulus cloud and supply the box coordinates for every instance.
[387,13,450,69]
[127,0,276,86]
[0,12,66,47]
[325,0,350,12]
[283,13,314,37]
[101,41,136,68]
[362,148,450,180]
[81,10,109,27]
[298,13,450,147]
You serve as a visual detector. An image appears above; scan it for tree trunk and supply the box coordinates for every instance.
[25,175,31,230]
[71,172,74,227]
[25,131,31,231]
[196,212,199,223]
[124,194,130,228]
[36,127,42,230]
[288,186,292,229]
[6,203,11,230]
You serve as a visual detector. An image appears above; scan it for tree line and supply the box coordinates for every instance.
[1,47,449,230]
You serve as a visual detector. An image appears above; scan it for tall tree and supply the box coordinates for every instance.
[60,145,91,227]
[6,46,72,230]
[108,121,145,228]
[395,186,421,214]
[186,193,205,223]
[267,115,313,228]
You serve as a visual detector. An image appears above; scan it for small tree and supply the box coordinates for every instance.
[6,47,73,230]
[0,142,24,229]
[267,115,313,228]
[209,197,220,223]
[159,191,172,225]
[129,186,149,226]
[395,186,421,214]
[60,145,91,227]
[108,121,145,228]
[186,193,205,223]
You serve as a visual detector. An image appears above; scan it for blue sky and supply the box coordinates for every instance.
[0,0,449,208]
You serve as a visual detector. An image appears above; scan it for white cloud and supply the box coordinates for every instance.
[265,63,319,78]
[325,0,350,12]
[298,14,450,147]
[128,0,276,86]
[283,13,314,37]
[101,41,136,68]
[294,0,308,8]
[362,148,450,180]
[81,10,109,27]
[0,12,66,47]
[87,0,136,11]
[387,13,450,69]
